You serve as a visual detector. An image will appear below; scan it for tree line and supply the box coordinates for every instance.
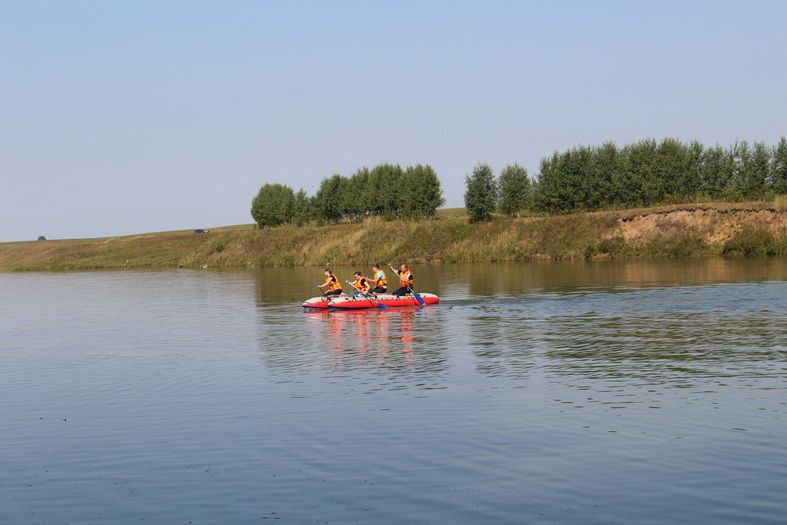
[251,164,444,227]
[464,137,787,220]
[252,137,787,227]
[532,137,787,214]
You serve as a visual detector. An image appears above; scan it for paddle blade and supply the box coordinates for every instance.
[412,290,425,305]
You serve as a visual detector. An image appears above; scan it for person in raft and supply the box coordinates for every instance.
[370,264,388,294]
[351,272,371,295]
[319,269,343,296]
[390,263,415,297]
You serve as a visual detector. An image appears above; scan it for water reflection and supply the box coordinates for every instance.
[258,302,449,384]
[461,282,787,397]
[251,260,787,393]
[249,258,787,307]
[428,257,787,298]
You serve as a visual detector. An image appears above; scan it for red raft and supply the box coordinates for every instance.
[303,293,439,310]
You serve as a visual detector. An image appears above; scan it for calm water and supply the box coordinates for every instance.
[1,259,786,524]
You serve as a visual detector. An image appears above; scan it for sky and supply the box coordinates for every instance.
[1,1,786,241]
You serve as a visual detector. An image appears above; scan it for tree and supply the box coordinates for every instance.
[654,137,689,201]
[292,189,314,225]
[684,141,705,198]
[731,141,754,199]
[250,183,296,228]
[342,168,369,221]
[749,142,772,198]
[498,164,530,216]
[532,153,562,212]
[314,174,344,222]
[593,142,621,208]
[361,164,403,217]
[464,163,497,222]
[401,164,444,219]
[363,165,387,216]
[378,163,405,216]
[772,137,787,194]
[700,145,730,198]
[529,137,781,213]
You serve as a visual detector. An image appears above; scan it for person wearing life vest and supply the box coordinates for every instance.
[351,271,370,295]
[370,263,387,294]
[319,268,342,296]
[390,263,414,297]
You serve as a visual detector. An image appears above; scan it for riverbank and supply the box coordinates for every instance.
[1,202,785,271]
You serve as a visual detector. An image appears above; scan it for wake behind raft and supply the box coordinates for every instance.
[303,293,440,310]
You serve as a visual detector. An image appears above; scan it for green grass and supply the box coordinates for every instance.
[436,207,468,218]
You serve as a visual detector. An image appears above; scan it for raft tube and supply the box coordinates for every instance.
[302,293,439,309]
[302,296,332,309]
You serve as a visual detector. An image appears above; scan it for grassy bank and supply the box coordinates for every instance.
[1,202,786,271]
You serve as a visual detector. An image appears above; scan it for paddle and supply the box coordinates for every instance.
[346,280,387,309]
[409,287,425,305]
[388,264,425,305]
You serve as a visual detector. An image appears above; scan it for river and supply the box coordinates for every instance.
[1,258,786,523]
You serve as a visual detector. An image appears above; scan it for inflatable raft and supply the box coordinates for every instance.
[303,293,440,310]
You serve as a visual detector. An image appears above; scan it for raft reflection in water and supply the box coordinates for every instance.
[304,308,439,372]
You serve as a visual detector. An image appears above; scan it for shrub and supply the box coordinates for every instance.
[722,227,785,257]
[595,236,628,257]
[647,234,707,257]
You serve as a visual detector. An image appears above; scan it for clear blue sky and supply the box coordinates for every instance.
[2,1,786,240]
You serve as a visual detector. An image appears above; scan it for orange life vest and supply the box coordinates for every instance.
[399,269,414,288]
[327,274,342,292]
[353,277,368,292]
[374,271,388,288]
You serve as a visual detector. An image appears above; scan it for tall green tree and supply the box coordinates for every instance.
[366,163,403,217]
[292,189,313,225]
[250,183,296,228]
[593,142,621,208]
[498,164,530,216]
[749,142,772,198]
[401,164,444,218]
[684,141,705,198]
[363,165,389,215]
[772,137,787,194]
[342,168,369,221]
[731,141,754,198]
[314,174,344,222]
[628,139,659,205]
[654,137,689,201]
[533,152,571,212]
[700,145,730,198]
[464,163,497,222]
